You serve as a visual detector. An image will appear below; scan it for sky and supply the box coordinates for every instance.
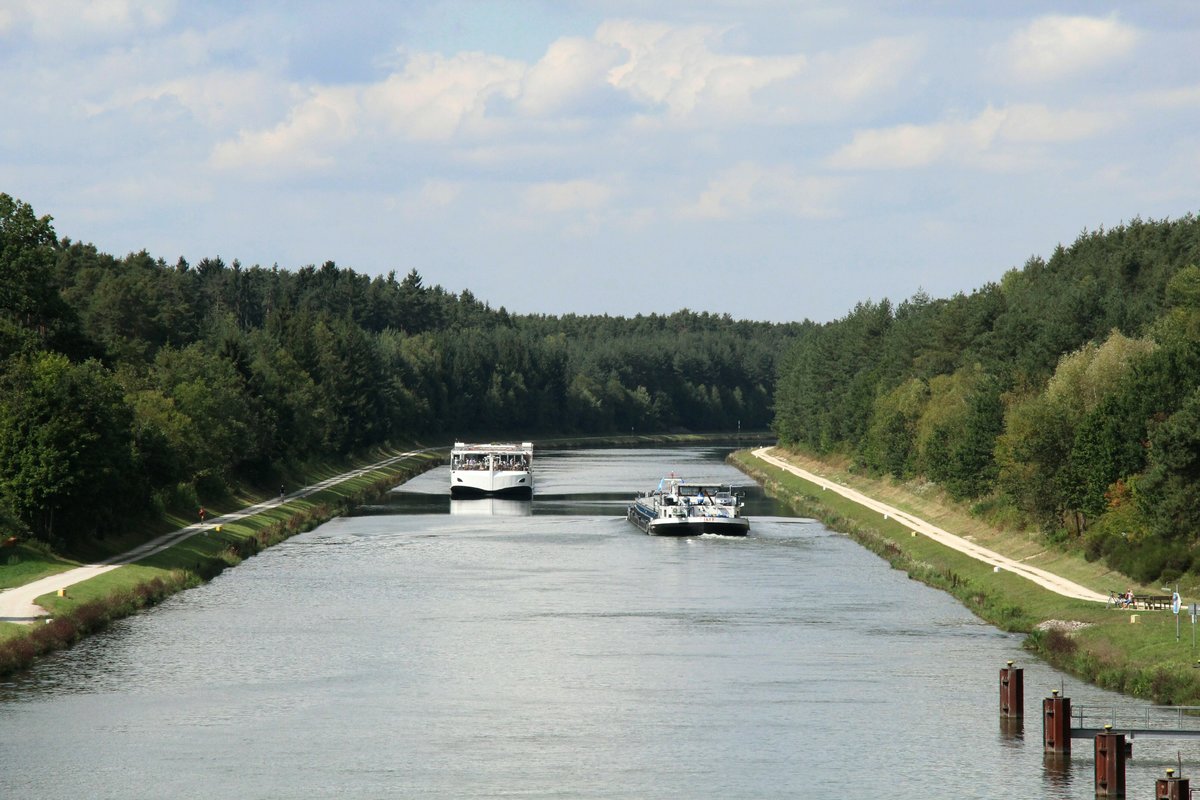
[2,1,1199,323]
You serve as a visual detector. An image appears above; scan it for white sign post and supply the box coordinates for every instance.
[1173,590,1182,641]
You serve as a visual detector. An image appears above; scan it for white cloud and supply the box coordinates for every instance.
[0,0,174,42]
[5,2,1199,325]
[212,50,525,170]
[828,103,1115,170]
[829,123,946,170]
[517,35,625,116]
[212,84,362,170]
[210,20,820,172]
[1002,14,1139,83]
[684,162,843,219]
[85,69,289,131]
[805,36,923,107]
[365,51,524,140]
[598,20,806,121]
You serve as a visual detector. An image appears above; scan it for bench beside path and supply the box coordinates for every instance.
[0,448,429,624]
[752,447,1110,604]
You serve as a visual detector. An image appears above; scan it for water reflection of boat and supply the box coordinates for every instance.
[450,498,533,516]
[450,442,534,497]
[627,475,749,536]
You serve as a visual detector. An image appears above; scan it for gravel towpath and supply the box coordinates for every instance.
[753,447,1109,604]
[0,448,429,623]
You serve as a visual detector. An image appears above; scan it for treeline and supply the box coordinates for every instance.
[0,193,795,550]
[774,214,1200,583]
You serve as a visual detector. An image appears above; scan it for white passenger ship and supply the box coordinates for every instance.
[449,442,534,497]
[627,475,749,536]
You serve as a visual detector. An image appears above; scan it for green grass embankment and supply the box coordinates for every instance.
[733,448,1200,706]
[0,540,79,591]
[0,446,442,675]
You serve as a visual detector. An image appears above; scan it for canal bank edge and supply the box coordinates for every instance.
[0,446,443,676]
[731,446,1200,706]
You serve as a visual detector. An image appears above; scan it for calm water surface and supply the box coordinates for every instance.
[2,447,1195,798]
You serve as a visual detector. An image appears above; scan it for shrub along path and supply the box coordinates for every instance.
[0,447,431,623]
[752,447,1110,604]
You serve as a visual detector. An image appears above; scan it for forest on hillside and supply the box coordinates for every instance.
[10,186,1200,586]
[0,193,795,551]
[773,214,1200,584]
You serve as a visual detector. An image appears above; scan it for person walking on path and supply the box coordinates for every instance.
[199,506,206,523]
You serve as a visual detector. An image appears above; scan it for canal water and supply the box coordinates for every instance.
[1,446,1195,798]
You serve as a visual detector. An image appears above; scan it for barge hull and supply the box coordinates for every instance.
[628,505,749,536]
[450,484,533,499]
